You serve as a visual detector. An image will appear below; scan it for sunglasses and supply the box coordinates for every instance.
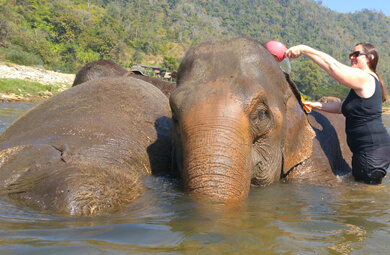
[349,51,367,58]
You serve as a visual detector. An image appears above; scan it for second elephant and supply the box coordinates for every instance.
[73,60,176,97]
[0,77,172,215]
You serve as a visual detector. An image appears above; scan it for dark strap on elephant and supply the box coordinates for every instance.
[283,72,308,114]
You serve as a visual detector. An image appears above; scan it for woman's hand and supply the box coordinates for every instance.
[303,101,344,114]
[303,101,322,110]
[285,45,307,59]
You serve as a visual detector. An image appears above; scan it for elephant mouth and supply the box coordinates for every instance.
[250,147,283,186]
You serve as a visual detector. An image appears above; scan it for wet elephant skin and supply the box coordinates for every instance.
[0,77,172,216]
[169,37,352,202]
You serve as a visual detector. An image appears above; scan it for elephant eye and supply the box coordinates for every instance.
[250,105,271,139]
[250,106,268,123]
[258,109,266,120]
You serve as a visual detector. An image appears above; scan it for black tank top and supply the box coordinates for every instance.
[341,76,390,153]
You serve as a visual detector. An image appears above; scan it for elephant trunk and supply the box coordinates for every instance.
[182,121,252,202]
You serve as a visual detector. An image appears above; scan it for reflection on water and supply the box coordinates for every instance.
[0,102,35,133]
[0,103,390,254]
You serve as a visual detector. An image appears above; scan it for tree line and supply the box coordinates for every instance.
[0,0,389,100]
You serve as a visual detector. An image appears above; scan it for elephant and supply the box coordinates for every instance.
[73,59,176,97]
[317,96,341,103]
[72,59,129,86]
[123,72,177,97]
[0,76,172,216]
[169,37,352,202]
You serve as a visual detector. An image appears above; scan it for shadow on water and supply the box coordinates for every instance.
[147,116,174,176]
[0,102,390,254]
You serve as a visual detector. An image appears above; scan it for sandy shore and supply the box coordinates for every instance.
[0,62,75,102]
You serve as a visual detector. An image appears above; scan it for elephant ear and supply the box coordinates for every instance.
[282,73,315,175]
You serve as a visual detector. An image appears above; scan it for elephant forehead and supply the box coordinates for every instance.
[174,77,247,114]
[174,66,288,116]
[178,80,284,117]
[181,92,251,138]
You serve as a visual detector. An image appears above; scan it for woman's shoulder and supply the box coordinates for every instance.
[369,72,379,81]
[353,72,377,99]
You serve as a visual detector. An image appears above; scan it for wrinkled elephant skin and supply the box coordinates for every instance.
[0,77,172,215]
[170,37,352,202]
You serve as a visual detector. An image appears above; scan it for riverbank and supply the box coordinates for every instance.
[0,62,74,102]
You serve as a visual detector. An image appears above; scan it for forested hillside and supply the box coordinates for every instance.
[0,0,389,100]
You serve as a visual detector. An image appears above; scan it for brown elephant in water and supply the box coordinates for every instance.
[72,59,129,86]
[0,76,172,215]
[169,37,352,202]
[317,96,341,103]
[73,59,176,97]
[123,72,177,97]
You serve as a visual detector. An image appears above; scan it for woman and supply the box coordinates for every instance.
[286,43,390,184]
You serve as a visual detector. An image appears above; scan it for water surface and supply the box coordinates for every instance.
[1,102,390,254]
[0,102,35,133]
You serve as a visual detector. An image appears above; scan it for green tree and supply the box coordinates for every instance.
[295,60,325,100]
[162,56,179,71]
[52,11,84,44]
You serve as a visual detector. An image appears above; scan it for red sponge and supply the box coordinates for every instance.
[265,40,287,62]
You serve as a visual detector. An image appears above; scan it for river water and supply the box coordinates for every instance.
[1,102,390,254]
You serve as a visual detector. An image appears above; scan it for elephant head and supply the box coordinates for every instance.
[73,59,176,98]
[73,59,129,86]
[169,38,315,202]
